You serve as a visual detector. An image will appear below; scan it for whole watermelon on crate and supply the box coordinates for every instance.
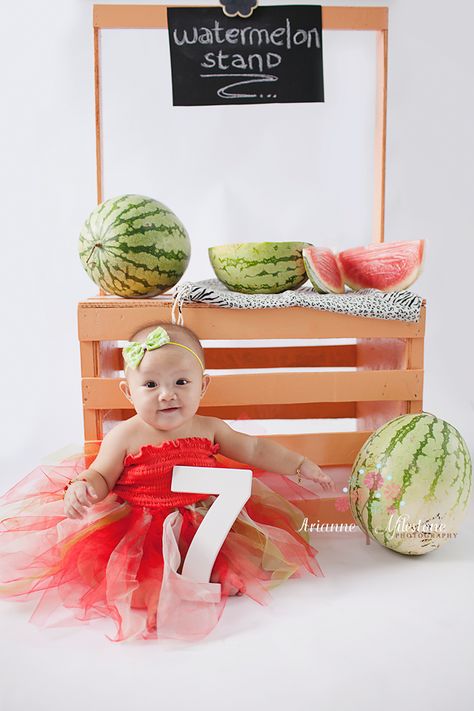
[349,413,472,555]
[337,239,425,292]
[208,241,311,294]
[78,194,191,298]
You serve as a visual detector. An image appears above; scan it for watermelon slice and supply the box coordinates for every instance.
[337,239,425,292]
[302,246,344,294]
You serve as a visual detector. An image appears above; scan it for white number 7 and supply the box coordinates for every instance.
[170,465,252,583]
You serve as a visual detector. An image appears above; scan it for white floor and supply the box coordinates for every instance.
[1,501,472,711]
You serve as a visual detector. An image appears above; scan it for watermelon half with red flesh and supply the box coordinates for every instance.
[337,239,425,292]
[302,246,345,294]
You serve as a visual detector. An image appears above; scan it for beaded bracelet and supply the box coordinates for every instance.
[62,471,111,499]
[62,477,89,499]
[295,457,306,484]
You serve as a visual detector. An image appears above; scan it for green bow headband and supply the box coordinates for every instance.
[122,326,204,371]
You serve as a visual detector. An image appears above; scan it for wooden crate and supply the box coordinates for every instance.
[78,295,426,525]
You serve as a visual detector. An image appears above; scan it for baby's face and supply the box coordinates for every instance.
[119,345,210,433]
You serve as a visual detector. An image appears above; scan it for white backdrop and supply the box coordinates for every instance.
[1,2,474,709]
[0,0,472,486]
[100,23,376,250]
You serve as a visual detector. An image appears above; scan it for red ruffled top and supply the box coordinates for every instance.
[112,437,221,510]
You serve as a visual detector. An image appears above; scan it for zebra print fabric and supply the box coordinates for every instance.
[170,279,424,326]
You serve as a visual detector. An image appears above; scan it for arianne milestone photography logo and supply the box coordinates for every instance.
[298,518,358,533]
[297,514,456,542]
[296,481,362,534]
[375,514,455,541]
[297,478,456,541]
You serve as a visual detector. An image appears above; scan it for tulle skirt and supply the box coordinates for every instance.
[0,447,325,643]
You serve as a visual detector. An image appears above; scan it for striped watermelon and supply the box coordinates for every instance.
[78,195,191,298]
[349,413,472,556]
[208,241,311,294]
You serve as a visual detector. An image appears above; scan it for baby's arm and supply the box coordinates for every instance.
[212,418,335,492]
[212,418,301,475]
[64,424,127,518]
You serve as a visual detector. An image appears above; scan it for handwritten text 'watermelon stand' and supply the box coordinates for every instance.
[167,5,324,106]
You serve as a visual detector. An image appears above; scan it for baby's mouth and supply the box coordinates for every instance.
[159,407,179,412]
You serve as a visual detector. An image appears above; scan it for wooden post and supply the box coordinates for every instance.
[373,27,388,243]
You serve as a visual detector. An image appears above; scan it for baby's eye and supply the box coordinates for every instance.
[176,379,189,385]
[144,381,157,388]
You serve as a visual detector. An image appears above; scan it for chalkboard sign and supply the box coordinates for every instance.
[167,5,324,106]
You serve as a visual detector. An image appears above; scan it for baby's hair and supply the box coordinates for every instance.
[123,322,205,375]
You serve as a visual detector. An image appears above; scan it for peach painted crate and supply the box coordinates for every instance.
[78,295,426,525]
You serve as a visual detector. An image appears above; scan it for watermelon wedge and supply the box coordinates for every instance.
[337,240,425,292]
[302,246,344,294]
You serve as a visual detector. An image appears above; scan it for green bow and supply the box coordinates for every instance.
[122,326,171,369]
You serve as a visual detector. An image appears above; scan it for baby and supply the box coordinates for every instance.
[64,323,335,519]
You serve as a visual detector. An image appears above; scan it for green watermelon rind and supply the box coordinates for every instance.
[78,194,191,298]
[349,413,472,556]
[208,241,312,294]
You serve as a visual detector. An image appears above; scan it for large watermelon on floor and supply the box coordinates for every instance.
[337,239,425,292]
[78,194,191,298]
[208,241,311,294]
[349,413,472,556]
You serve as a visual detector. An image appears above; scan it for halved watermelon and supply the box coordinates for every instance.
[337,240,425,292]
[208,241,310,294]
[302,246,344,294]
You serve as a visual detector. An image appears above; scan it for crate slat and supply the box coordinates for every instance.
[406,336,425,414]
[79,340,102,439]
[78,300,426,340]
[101,402,357,421]
[82,369,422,408]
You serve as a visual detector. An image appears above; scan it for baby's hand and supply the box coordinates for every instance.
[64,480,98,519]
[299,459,336,493]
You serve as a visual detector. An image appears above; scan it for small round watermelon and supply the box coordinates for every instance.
[303,246,344,294]
[208,241,311,294]
[337,239,425,292]
[349,413,472,556]
[78,194,191,298]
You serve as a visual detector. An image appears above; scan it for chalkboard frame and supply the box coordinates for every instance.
[92,4,388,247]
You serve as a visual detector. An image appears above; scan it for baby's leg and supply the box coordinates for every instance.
[131,569,161,632]
[211,557,246,597]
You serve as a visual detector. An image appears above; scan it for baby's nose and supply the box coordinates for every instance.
[158,388,176,400]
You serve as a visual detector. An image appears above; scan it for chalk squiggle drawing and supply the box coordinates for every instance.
[200,73,278,99]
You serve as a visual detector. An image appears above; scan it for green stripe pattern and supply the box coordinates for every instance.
[78,194,191,298]
[349,413,472,556]
[208,241,312,294]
